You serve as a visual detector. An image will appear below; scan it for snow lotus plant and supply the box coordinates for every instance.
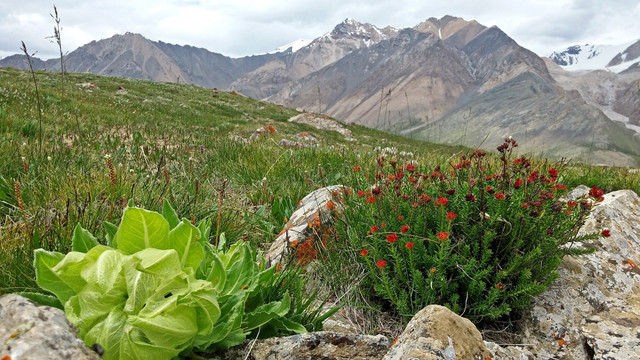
[32,201,303,360]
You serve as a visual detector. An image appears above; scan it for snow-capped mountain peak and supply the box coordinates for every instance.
[548,40,639,72]
[267,39,312,54]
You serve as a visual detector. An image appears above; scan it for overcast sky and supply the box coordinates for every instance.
[1,0,639,60]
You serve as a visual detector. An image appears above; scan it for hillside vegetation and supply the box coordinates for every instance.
[1,67,639,347]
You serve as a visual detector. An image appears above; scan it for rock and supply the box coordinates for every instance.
[519,189,640,359]
[296,132,318,143]
[278,138,305,148]
[218,331,389,360]
[0,294,101,360]
[249,125,277,141]
[562,184,590,201]
[484,341,535,359]
[288,113,354,141]
[383,305,489,360]
[266,185,346,265]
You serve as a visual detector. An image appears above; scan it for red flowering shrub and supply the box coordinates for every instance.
[326,138,606,323]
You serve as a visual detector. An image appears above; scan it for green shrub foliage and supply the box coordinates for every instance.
[331,138,605,322]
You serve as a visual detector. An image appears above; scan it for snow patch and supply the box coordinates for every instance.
[267,39,312,54]
[548,40,636,72]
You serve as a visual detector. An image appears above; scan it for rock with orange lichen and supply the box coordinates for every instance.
[519,189,640,359]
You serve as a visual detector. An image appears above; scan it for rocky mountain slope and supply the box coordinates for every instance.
[2,17,638,165]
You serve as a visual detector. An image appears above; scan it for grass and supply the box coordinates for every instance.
[0,66,638,332]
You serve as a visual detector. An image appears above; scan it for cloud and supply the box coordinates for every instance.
[1,0,638,60]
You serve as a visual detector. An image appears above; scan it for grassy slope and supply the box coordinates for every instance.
[0,67,638,293]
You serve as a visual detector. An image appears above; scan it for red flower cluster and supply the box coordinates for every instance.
[366,196,377,203]
[495,192,505,200]
[589,186,604,201]
[386,234,398,244]
[447,212,457,221]
[353,165,361,172]
[360,249,369,256]
[370,225,379,234]
[401,225,410,233]
[601,229,611,237]
[376,259,387,268]
[435,196,448,206]
[437,232,449,241]
[405,242,414,249]
[548,168,558,178]
[514,178,523,189]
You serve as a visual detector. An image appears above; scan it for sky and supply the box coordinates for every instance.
[1,0,639,60]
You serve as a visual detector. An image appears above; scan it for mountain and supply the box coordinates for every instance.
[549,40,640,72]
[2,17,639,165]
[0,32,285,89]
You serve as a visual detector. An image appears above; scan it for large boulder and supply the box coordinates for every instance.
[383,305,490,360]
[219,331,389,360]
[0,294,101,360]
[518,189,640,359]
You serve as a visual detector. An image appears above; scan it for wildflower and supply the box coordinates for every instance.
[522,203,529,209]
[353,165,361,172]
[386,234,398,244]
[528,171,539,183]
[357,190,365,196]
[418,194,433,204]
[430,267,437,273]
[376,259,387,269]
[465,194,476,202]
[445,189,455,195]
[495,192,505,200]
[514,178,523,189]
[447,212,457,221]
[406,163,416,172]
[496,283,504,290]
[486,186,495,194]
[369,225,379,234]
[381,223,387,228]
[567,201,577,208]
[47,156,52,161]
[601,229,611,237]
[372,187,382,195]
[548,168,559,178]
[513,158,522,165]
[387,174,396,181]
[554,184,567,191]
[326,200,336,210]
[396,171,404,180]
[437,232,449,241]
[290,240,299,248]
[360,249,369,256]
[546,228,553,236]
[275,263,283,273]
[401,225,410,233]
[405,242,414,249]
[398,215,404,221]
[435,196,448,206]
[366,196,377,203]
[589,186,604,201]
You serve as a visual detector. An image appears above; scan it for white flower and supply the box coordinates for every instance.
[47,156,52,161]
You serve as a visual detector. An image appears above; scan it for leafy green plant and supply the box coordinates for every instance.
[327,139,607,323]
[30,201,311,359]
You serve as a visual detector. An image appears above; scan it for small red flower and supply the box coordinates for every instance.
[405,242,414,249]
[353,165,361,172]
[437,232,449,241]
[522,203,529,209]
[528,171,539,183]
[447,212,457,221]
[435,196,448,206]
[370,225,379,233]
[381,223,387,227]
[366,196,377,203]
[589,186,604,201]
[465,194,476,202]
[396,171,405,180]
[326,200,336,210]
[401,225,410,233]
[360,249,369,256]
[546,228,553,236]
[548,168,558,178]
[514,178,523,189]
[430,267,436,273]
[402,194,409,200]
[386,233,398,244]
[567,201,577,208]
[486,186,495,194]
[513,158,522,165]
[495,192,505,200]
[601,229,611,238]
[406,163,416,172]
[372,187,382,195]
[398,215,404,221]
[376,259,387,269]
[357,190,365,196]
[445,189,455,195]
[496,282,504,290]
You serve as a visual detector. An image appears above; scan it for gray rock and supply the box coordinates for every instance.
[266,185,346,264]
[219,331,389,360]
[0,294,101,360]
[383,305,489,360]
[519,189,640,359]
[288,113,354,141]
[484,341,535,360]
